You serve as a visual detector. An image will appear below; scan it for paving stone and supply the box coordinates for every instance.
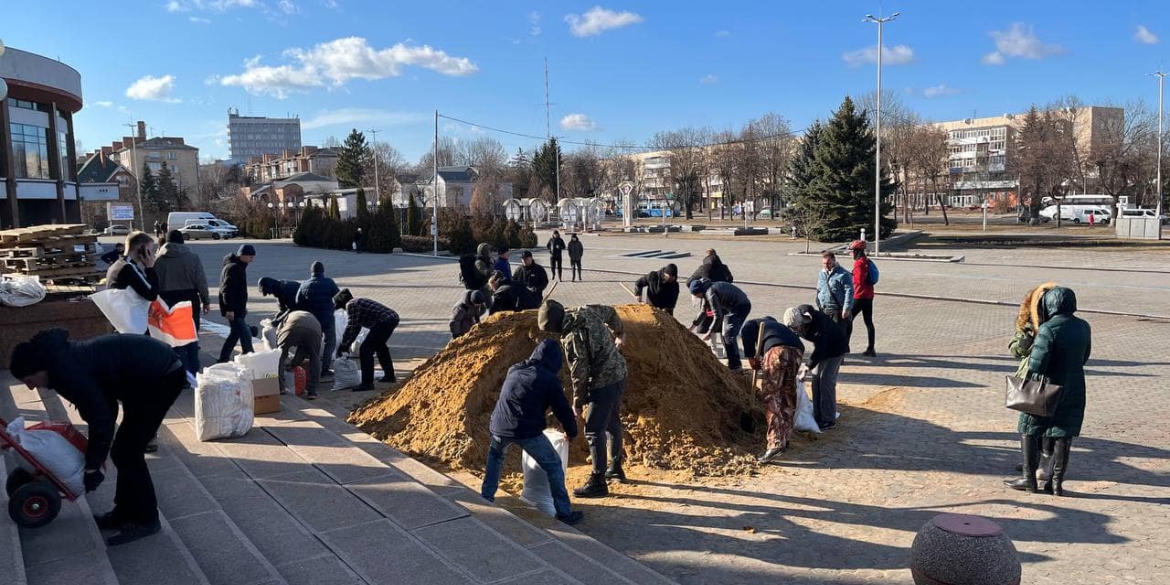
[215,431,310,480]
[216,495,331,568]
[494,568,586,585]
[169,510,275,585]
[320,519,473,584]
[346,473,469,530]
[22,550,115,585]
[152,466,218,521]
[104,521,208,585]
[542,526,678,585]
[274,553,363,585]
[17,500,98,568]
[527,540,637,585]
[158,421,245,479]
[411,516,545,582]
[256,470,382,533]
[437,485,555,548]
[263,423,394,485]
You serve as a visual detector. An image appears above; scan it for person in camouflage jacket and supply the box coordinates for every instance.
[538,300,627,498]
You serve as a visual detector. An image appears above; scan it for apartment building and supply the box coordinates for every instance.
[227,110,302,163]
[110,132,200,192]
[244,146,339,184]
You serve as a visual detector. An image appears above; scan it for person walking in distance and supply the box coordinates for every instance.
[297,262,341,376]
[632,264,680,315]
[567,234,584,281]
[218,244,256,363]
[742,317,806,462]
[10,329,187,546]
[689,279,752,371]
[546,230,566,280]
[154,230,210,376]
[815,251,854,350]
[784,305,848,431]
[847,240,877,357]
[480,339,584,525]
[334,289,399,391]
[537,300,628,497]
[1006,286,1091,496]
[275,310,323,400]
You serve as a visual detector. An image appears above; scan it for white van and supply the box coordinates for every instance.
[168,212,216,233]
[1039,205,1112,225]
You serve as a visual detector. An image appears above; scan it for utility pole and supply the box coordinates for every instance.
[124,122,145,231]
[864,12,900,254]
[432,110,439,257]
[368,128,381,203]
[1156,71,1167,228]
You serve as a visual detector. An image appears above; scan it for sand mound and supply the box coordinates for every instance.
[348,304,759,477]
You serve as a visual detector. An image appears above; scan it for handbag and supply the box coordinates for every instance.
[1004,374,1065,417]
[90,288,151,334]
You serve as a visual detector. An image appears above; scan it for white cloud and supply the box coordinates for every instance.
[125,75,180,103]
[94,101,116,108]
[219,37,478,98]
[190,16,211,23]
[565,6,643,37]
[982,23,1064,65]
[1135,25,1158,45]
[842,44,914,67]
[302,108,428,130]
[324,0,338,7]
[700,74,719,85]
[165,1,188,12]
[166,0,258,13]
[278,0,297,14]
[528,11,541,36]
[922,84,960,98]
[715,30,731,38]
[560,113,597,132]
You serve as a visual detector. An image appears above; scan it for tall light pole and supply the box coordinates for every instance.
[368,128,381,204]
[432,110,439,257]
[1155,71,1166,225]
[864,12,899,254]
[124,122,145,231]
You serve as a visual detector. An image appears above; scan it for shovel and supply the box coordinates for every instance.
[738,321,766,434]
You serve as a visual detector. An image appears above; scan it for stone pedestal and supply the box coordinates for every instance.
[910,514,1021,585]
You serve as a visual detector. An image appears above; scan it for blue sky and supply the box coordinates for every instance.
[4,1,1169,164]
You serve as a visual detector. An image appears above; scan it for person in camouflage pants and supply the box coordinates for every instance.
[743,317,806,463]
[538,300,628,498]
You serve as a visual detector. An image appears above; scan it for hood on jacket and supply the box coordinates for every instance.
[1042,286,1077,318]
[476,243,492,258]
[523,338,563,374]
[259,277,280,295]
[1020,282,1059,332]
[9,328,71,378]
[462,290,486,306]
[160,243,190,258]
[223,253,243,267]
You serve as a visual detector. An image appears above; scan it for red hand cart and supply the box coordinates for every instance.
[0,417,87,529]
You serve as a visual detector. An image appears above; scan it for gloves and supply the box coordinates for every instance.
[84,469,105,493]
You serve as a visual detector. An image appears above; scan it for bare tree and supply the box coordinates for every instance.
[651,127,710,219]
[752,113,796,213]
[710,129,738,219]
[904,124,952,226]
[414,136,458,176]
[1016,106,1077,220]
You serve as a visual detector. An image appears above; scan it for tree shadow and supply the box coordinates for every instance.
[857,354,1159,379]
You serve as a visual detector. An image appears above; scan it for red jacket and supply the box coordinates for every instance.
[852,257,874,300]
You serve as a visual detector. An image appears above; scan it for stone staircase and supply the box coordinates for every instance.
[1,372,677,585]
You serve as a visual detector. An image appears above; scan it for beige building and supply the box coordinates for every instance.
[107,122,199,193]
[244,146,339,184]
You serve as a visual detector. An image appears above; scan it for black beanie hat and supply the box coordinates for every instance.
[311,261,325,275]
[167,230,185,244]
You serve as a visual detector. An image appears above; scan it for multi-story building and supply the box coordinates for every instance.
[227,110,302,163]
[1,46,115,227]
[244,146,339,183]
[109,130,199,193]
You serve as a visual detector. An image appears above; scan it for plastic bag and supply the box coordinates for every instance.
[195,364,255,441]
[794,380,820,434]
[332,356,361,391]
[234,348,282,380]
[4,417,86,495]
[89,287,151,334]
[0,274,47,307]
[260,319,279,351]
[519,430,570,518]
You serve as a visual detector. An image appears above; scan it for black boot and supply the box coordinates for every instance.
[1037,436,1056,492]
[1005,434,1040,493]
[1050,438,1072,496]
[573,472,609,498]
[605,462,627,483]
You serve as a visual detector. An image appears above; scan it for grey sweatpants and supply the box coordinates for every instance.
[811,356,843,427]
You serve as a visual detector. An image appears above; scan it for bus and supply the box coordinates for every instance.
[1039,194,1115,224]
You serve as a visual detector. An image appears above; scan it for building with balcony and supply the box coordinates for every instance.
[244,146,339,184]
[227,110,302,163]
[0,46,114,227]
[111,133,200,193]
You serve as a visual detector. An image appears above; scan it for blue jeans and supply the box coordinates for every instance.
[218,314,253,362]
[722,304,751,370]
[481,434,572,518]
[321,321,337,372]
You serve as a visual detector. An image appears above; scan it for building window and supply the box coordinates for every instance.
[6,98,46,111]
[167,152,177,160]
[59,130,70,181]
[9,123,51,179]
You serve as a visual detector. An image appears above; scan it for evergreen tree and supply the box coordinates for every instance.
[795,97,897,242]
[406,188,422,236]
[532,138,562,203]
[336,129,369,188]
[329,195,340,219]
[139,162,168,219]
[355,188,370,222]
[156,162,179,212]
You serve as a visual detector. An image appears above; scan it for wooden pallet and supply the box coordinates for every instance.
[2,256,96,271]
[0,246,97,260]
[0,235,98,251]
[0,224,88,244]
[6,265,102,280]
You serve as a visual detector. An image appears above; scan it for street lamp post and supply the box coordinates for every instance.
[1155,71,1166,227]
[124,122,145,232]
[864,12,900,254]
[368,128,381,204]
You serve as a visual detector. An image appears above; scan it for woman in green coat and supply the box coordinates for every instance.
[1005,286,1091,496]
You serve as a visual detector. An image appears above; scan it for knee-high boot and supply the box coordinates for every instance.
[1005,434,1040,493]
[1050,438,1072,496]
[1037,436,1056,490]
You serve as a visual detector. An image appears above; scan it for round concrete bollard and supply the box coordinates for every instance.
[910,514,1021,585]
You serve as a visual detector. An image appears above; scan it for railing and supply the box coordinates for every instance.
[268,227,294,239]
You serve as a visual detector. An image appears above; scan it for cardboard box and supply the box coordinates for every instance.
[252,378,281,415]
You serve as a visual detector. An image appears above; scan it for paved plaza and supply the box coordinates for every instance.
[9,231,1170,584]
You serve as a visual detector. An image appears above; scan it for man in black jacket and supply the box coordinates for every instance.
[783,304,847,431]
[512,251,550,298]
[632,263,680,314]
[218,244,256,363]
[155,230,210,376]
[480,339,583,525]
[258,276,302,319]
[687,250,733,333]
[10,329,186,546]
[546,230,566,280]
[296,262,340,375]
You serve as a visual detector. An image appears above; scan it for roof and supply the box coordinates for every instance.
[395,173,420,184]
[437,166,476,182]
[278,172,335,184]
[76,154,127,183]
[116,137,199,152]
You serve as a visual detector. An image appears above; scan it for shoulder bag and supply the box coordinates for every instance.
[1004,374,1064,417]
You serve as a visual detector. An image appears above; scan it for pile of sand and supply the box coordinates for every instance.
[348,304,760,477]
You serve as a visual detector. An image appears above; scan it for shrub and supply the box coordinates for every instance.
[518,221,538,248]
[365,206,402,253]
[400,235,450,253]
[504,219,522,249]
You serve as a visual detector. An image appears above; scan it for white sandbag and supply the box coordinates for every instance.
[260,319,279,351]
[234,348,282,380]
[519,430,569,518]
[794,380,821,434]
[0,274,47,307]
[195,365,255,441]
[334,310,347,339]
[5,417,86,494]
[332,356,361,391]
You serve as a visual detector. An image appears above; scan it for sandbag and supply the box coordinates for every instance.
[89,287,151,334]
[195,365,255,441]
[260,319,279,351]
[519,430,569,518]
[794,380,820,434]
[234,348,282,380]
[0,274,47,307]
[332,356,361,391]
[5,417,85,494]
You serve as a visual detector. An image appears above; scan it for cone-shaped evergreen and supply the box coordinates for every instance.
[792,97,897,242]
[336,129,368,188]
[355,188,370,222]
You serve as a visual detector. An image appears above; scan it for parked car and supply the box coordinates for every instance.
[184,218,237,238]
[1039,205,1111,225]
[103,224,131,236]
[178,224,222,240]
[1119,208,1169,224]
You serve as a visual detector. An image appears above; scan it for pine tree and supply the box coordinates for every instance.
[139,162,169,219]
[355,188,370,222]
[156,162,178,212]
[532,138,562,203]
[329,195,340,219]
[336,129,369,188]
[796,97,897,242]
[406,188,422,236]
